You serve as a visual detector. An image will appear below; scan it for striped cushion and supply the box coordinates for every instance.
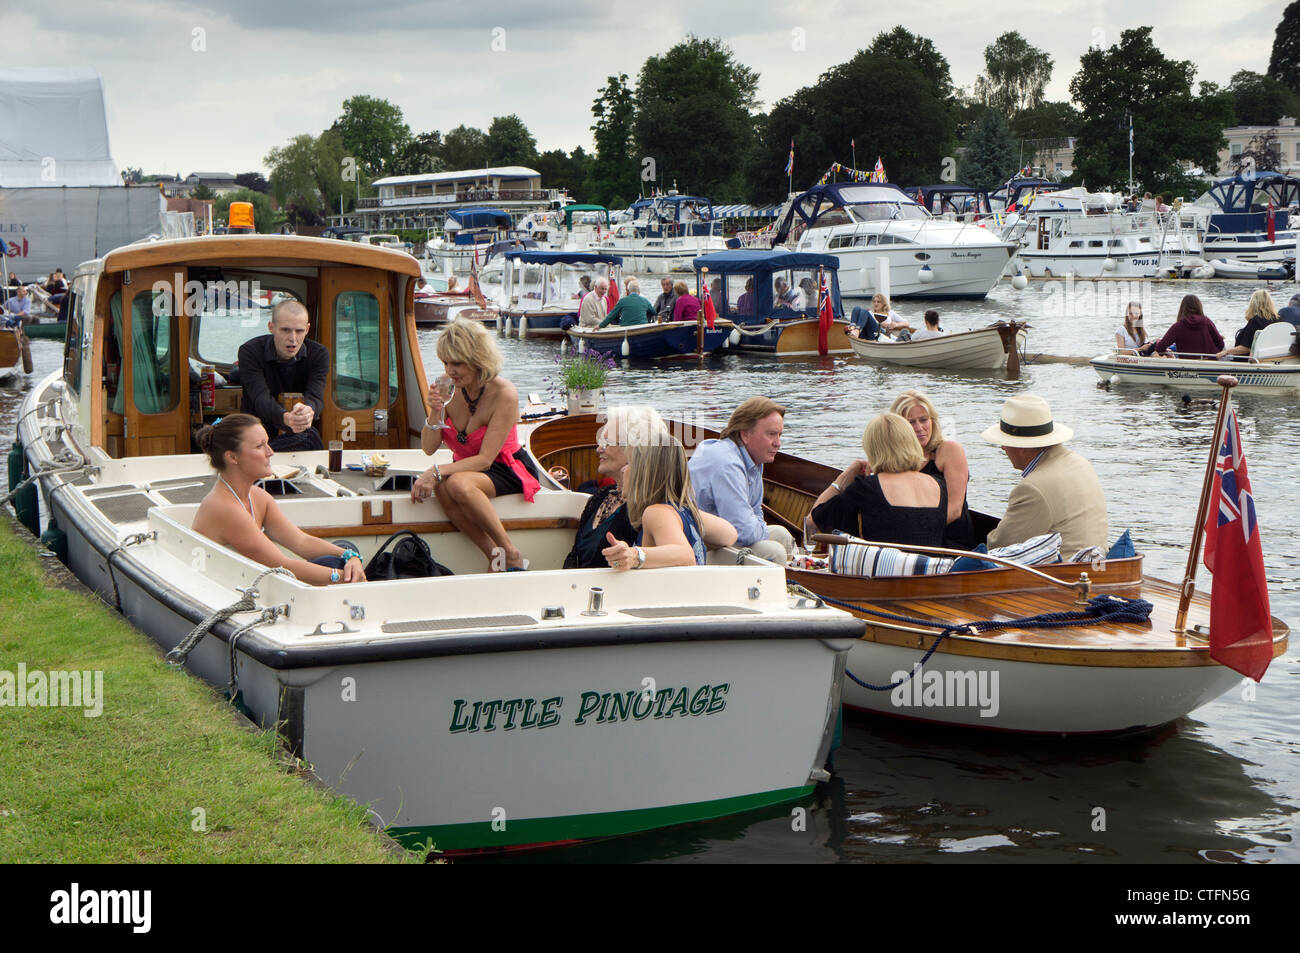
[829,540,955,577]
[987,532,1061,565]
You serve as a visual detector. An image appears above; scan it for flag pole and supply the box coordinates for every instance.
[1174,374,1238,634]
[696,266,707,358]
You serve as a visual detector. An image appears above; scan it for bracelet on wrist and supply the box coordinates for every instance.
[433,463,443,482]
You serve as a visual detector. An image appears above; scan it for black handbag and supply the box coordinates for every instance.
[365,530,454,579]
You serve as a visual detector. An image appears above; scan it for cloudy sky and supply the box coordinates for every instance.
[3,0,1289,177]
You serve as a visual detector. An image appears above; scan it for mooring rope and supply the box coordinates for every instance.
[165,566,294,666]
[0,451,88,507]
[729,320,780,337]
[100,531,157,611]
[822,593,1154,691]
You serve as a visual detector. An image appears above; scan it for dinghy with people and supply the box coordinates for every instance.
[1091,320,1300,394]
[9,229,864,853]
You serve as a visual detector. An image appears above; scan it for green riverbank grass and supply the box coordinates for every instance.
[0,520,407,863]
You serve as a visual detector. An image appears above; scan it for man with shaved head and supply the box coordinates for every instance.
[237,298,328,451]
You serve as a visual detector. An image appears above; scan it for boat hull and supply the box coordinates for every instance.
[801,239,1015,301]
[566,322,732,359]
[732,319,854,356]
[848,325,1025,369]
[499,309,573,340]
[1091,352,1300,394]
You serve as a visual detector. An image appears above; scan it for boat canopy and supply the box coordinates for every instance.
[482,238,538,263]
[693,249,839,274]
[1195,172,1300,212]
[693,250,842,320]
[561,204,610,228]
[501,249,624,265]
[909,185,992,216]
[445,207,512,229]
[995,177,1066,208]
[773,182,924,244]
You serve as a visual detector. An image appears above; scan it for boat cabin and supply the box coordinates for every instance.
[60,235,427,459]
[693,250,843,322]
[500,249,623,312]
[910,185,994,222]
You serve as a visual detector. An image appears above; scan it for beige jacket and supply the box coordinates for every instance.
[986,444,1108,557]
[578,291,607,328]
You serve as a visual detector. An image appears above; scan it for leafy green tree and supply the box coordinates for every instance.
[535,147,590,201]
[586,74,640,206]
[334,95,411,178]
[867,26,953,101]
[759,51,955,201]
[265,130,355,225]
[234,171,269,193]
[121,166,143,184]
[1269,1,1300,93]
[1227,70,1300,125]
[486,115,537,167]
[975,32,1053,116]
[1233,129,1284,174]
[390,132,446,177]
[441,124,489,170]
[189,183,216,200]
[1069,27,1232,195]
[214,188,277,232]
[1011,100,1082,170]
[960,110,1018,191]
[632,36,759,202]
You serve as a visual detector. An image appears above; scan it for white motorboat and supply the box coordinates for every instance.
[1209,257,1291,280]
[1091,321,1300,394]
[13,232,862,853]
[594,194,729,273]
[771,183,1017,300]
[847,323,1027,370]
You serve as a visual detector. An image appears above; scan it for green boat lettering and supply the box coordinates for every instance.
[451,684,730,732]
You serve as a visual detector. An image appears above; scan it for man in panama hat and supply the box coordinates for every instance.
[982,394,1107,556]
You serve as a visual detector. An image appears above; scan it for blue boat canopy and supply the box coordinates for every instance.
[445,207,512,229]
[693,249,839,273]
[502,249,624,265]
[1197,172,1300,213]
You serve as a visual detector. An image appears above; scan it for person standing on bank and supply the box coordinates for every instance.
[982,394,1107,556]
[688,397,795,562]
[236,299,327,451]
[411,319,540,571]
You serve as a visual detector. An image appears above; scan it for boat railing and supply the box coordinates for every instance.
[813,533,1094,604]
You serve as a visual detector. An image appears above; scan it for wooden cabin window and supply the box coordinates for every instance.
[333,290,381,409]
[388,321,399,395]
[107,293,125,414]
[131,290,179,415]
[63,288,83,396]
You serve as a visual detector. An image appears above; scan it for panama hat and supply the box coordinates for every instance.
[981,394,1073,448]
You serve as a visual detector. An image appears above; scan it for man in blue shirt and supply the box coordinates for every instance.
[4,284,31,323]
[688,397,795,563]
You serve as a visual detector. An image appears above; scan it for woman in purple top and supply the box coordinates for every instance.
[671,280,701,322]
[1150,294,1224,358]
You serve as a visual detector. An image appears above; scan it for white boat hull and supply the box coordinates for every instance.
[802,241,1015,301]
[1091,351,1300,394]
[848,325,1025,369]
[596,238,729,274]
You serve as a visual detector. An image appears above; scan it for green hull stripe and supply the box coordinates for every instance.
[388,784,814,852]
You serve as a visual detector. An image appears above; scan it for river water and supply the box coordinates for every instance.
[6,275,1297,864]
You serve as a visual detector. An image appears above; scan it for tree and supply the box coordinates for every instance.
[975,32,1053,116]
[189,183,216,200]
[960,110,1018,192]
[121,166,143,184]
[632,36,759,202]
[234,171,269,193]
[441,124,489,170]
[214,188,276,232]
[535,147,590,201]
[486,115,537,167]
[334,95,410,178]
[1234,129,1284,174]
[1227,70,1300,125]
[759,51,955,201]
[1069,27,1232,195]
[390,131,447,177]
[265,130,353,225]
[867,26,953,102]
[586,73,640,205]
[1011,100,1082,170]
[1269,1,1300,93]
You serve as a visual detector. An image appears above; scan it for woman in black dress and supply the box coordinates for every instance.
[809,412,947,547]
[888,389,974,549]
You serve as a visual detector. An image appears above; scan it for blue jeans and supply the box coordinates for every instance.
[851,306,881,340]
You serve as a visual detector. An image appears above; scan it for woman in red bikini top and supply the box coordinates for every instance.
[412,318,540,571]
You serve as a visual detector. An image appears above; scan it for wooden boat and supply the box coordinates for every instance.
[566,319,735,360]
[0,326,29,383]
[498,249,623,341]
[528,413,1289,735]
[692,250,854,356]
[13,232,861,853]
[413,293,497,328]
[1091,321,1300,395]
[847,322,1027,370]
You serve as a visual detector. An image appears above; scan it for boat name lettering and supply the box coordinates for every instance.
[447,683,729,733]
[948,251,980,259]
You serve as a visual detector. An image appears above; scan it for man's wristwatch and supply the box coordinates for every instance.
[633,546,646,569]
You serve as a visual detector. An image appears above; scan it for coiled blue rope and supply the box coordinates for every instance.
[826,594,1155,692]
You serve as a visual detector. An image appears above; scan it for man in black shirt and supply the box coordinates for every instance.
[237,299,327,451]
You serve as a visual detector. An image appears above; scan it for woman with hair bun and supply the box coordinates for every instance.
[191,413,365,585]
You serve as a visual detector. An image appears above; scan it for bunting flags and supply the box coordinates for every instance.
[870,157,887,182]
[817,162,881,185]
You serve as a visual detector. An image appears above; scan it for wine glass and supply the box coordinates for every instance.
[434,374,455,426]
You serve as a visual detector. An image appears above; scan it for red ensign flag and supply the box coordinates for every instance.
[817,271,833,356]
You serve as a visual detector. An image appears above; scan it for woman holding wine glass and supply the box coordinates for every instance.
[412,319,540,571]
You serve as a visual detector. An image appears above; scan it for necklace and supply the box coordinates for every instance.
[457,383,484,444]
[219,475,254,519]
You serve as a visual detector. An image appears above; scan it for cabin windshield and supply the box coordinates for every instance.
[193,287,298,367]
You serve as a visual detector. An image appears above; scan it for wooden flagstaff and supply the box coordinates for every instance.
[1173,374,1238,634]
[696,266,707,358]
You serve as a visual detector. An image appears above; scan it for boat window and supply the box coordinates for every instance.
[1069,241,1083,248]
[1139,237,1152,244]
[333,290,382,409]
[193,287,293,366]
[131,289,178,415]
[63,288,82,396]
[107,293,124,414]
[1089,240,1104,247]
[1109,240,1123,247]
[388,317,399,397]
[727,275,754,315]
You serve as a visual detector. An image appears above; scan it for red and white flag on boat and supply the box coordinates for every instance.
[817,269,833,356]
[870,157,886,182]
[1267,201,1276,244]
[1203,408,1274,681]
[605,272,620,310]
[701,284,717,329]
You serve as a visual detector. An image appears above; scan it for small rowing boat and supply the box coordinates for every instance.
[1091,321,1300,395]
[848,322,1027,370]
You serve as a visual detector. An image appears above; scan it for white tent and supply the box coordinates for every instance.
[0,68,121,187]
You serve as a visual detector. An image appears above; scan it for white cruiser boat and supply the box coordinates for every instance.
[771,183,1018,300]
[594,194,729,273]
[11,232,861,853]
[1002,188,1209,278]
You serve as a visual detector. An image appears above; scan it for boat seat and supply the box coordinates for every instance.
[1251,321,1296,361]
